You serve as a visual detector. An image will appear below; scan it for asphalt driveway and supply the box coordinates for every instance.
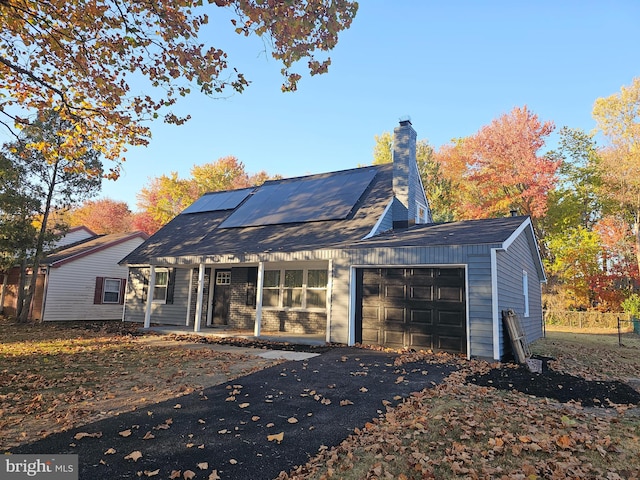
[11,347,456,480]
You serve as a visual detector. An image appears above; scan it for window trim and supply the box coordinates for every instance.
[523,270,530,318]
[152,268,170,304]
[262,267,328,312]
[102,278,122,304]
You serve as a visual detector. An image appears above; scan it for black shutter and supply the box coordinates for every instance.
[142,269,149,303]
[166,268,176,304]
[119,278,127,305]
[246,267,257,307]
[94,277,104,304]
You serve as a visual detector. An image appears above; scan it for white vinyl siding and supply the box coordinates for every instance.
[42,236,145,321]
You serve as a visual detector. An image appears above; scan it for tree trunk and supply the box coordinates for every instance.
[17,160,59,323]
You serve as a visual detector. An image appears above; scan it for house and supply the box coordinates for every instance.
[120,120,545,360]
[1,230,148,321]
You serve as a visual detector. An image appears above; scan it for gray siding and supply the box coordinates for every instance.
[466,255,494,359]
[124,267,190,325]
[496,231,544,357]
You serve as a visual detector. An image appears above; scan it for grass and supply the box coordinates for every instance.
[2,320,640,479]
[279,329,640,480]
[0,318,280,450]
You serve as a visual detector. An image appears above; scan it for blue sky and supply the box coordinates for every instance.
[99,1,640,210]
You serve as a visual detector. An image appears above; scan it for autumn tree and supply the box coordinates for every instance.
[460,106,559,221]
[67,198,134,234]
[592,77,640,276]
[1,0,358,178]
[4,111,102,322]
[136,156,276,229]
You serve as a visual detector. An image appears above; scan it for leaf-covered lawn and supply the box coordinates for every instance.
[279,330,640,480]
[0,319,280,450]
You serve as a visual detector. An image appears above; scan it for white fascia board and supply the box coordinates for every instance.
[362,198,394,239]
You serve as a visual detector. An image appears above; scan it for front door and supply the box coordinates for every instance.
[213,270,231,325]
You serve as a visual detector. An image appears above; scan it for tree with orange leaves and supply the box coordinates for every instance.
[0,0,358,177]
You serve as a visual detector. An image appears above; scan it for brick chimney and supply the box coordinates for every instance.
[392,118,417,229]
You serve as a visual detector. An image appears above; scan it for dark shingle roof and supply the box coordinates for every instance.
[345,216,530,249]
[44,232,148,267]
[121,164,393,264]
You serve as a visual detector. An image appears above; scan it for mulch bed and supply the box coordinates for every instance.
[467,360,640,407]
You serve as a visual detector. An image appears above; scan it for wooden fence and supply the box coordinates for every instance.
[544,310,633,329]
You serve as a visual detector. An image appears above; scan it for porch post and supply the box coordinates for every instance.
[144,265,156,329]
[326,259,333,343]
[254,261,264,337]
[194,263,205,332]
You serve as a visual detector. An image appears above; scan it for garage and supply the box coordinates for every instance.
[355,267,466,353]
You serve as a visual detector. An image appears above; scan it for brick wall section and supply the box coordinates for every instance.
[229,267,256,329]
[228,267,326,334]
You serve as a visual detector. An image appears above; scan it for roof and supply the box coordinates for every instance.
[345,216,531,248]
[43,231,149,268]
[122,164,393,264]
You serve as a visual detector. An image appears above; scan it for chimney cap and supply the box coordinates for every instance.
[399,115,412,126]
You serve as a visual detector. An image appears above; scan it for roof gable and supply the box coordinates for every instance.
[44,232,148,267]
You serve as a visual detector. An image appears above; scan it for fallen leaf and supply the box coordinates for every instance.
[125,451,143,462]
[267,432,284,443]
[119,429,132,437]
[229,459,238,465]
[287,417,298,424]
[183,470,195,480]
[395,376,405,384]
[359,387,368,393]
[251,416,260,421]
[143,431,155,440]
[169,471,181,479]
[104,448,116,455]
[266,423,275,428]
[238,403,250,408]
[74,432,102,440]
[198,419,206,424]
[208,471,221,480]
[144,469,159,477]
[174,404,182,409]
[340,399,354,406]
[197,462,208,470]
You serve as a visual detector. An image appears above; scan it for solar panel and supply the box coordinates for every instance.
[219,167,378,228]
[181,188,253,214]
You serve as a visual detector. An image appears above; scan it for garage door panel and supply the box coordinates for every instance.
[384,285,405,298]
[362,306,379,321]
[410,309,432,324]
[438,310,465,327]
[410,286,433,300]
[437,335,465,353]
[437,286,463,302]
[384,307,405,322]
[358,267,466,354]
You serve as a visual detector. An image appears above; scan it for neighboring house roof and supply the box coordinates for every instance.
[43,231,149,268]
[122,164,393,265]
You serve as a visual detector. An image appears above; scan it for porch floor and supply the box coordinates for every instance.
[145,325,328,346]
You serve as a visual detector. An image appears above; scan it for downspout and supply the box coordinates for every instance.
[40,266,50,321]
[348,266,356,346]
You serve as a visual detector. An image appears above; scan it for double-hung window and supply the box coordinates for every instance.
[262,267,328,310]
[153,268,169,302]
[103,278,122,304]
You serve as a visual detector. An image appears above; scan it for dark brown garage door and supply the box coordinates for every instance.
[356,268,466,354]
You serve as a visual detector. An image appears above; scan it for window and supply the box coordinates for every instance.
[523,270,529,317]
[262,268,328,310]
[416,201,429,224]
[103,279,122,304]
[153,268,169,302]
[263,270,281,307]
[94,277,125,305]
[216,271,231,285]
